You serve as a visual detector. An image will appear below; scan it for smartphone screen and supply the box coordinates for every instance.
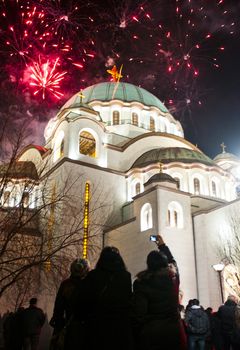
[150,235,157,241]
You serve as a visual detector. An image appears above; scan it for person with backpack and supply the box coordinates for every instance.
[185,299,210,350]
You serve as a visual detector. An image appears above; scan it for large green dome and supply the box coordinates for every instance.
[132,147,215,168]
[61,82,169,113]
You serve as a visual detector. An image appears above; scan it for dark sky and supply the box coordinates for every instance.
[0,0,240,161]
[185,38,240,159]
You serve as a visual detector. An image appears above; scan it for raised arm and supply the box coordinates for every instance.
[154,234,179,286]
[154,234,175,263]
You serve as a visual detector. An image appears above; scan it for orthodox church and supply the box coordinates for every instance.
[6,81,240,309]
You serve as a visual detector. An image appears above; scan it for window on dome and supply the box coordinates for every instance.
[22,191,30,208]
[113,111,120,125]
[3,190,10,207]
[135,182,141,195]
[132,113,138,126]
[150,117,155,131]
[212,181,217,197]
[79,131,96,158]
[174,177,180,190]
[167,201,183,228]
[141,203,153,231]
[194,178,200,195]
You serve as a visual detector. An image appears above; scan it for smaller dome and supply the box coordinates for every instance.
[144,172,177,187]
[133,147,214,168]
[214,152,239,162]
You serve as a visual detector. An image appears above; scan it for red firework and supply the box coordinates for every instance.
[29,57,66,99]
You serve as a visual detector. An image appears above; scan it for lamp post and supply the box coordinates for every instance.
[212,263,225,304]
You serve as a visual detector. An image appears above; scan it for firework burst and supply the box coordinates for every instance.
[0,0,239,116]
[29,57,66,100]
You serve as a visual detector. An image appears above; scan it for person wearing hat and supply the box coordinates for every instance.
[49,258,90,349]
[132,234,186,350]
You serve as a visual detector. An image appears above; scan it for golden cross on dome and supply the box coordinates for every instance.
[107,64,123,82]
[78,90,85,104]
[220,142,226,153]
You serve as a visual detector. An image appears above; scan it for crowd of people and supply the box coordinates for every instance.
[1,234,240,350]
[1,298,45,350]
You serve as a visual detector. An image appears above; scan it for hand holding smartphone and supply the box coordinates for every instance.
[149,234,165,245]
[149,235,158,241]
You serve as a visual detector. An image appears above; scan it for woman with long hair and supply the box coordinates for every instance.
[76,246,134,350]
[132,234,186,350]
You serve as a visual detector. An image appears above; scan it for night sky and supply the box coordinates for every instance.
[0,0,240,160]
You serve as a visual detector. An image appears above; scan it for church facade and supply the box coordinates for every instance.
[5,81,240,309]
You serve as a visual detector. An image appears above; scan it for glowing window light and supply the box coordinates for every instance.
[83,182,90,259]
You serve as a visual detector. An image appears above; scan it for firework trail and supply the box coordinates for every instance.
[0,0,239,117]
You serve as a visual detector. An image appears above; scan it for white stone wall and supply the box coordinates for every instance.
[106,185,197,306]
[193,198,240,310]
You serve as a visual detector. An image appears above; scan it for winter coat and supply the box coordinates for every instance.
[185,306,210,337]
[50,276,84,333]
[218,299,237,336]
[132,244,184,350]
[76,267,134,350]
[21,305,45,336]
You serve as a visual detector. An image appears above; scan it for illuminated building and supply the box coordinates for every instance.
[4,81,240,309]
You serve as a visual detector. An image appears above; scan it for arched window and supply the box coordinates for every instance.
[113,111,120,125]
[212,181,217,197]
[132,113,138,126]
[150,117,155,131]
[140,203,153,231]
[174,210,178,226]
[167,209,171,225]
[54,131,64,162]
[3,190,10,207]
[79,131,96,158]
[194,178,200,195]
[60,139,64,158]
[130,180,141,198]
[135,182,141,195]
[22,191,30,208]
[174,177,180,190]
[167,201,183,228]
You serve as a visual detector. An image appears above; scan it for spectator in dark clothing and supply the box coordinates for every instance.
[218,295,238,350]
[211,312,223,350]
[185,299,210,350]
[205,307,213,350]
[22,298,45,350]
[2,312,14,350]
[76,246,134,350]
[49,258,90,350]
[132,234,186,350]
[11,307,25,350]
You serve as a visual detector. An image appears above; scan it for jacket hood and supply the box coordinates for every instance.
[190,308,205,317]
[225,299,237,307]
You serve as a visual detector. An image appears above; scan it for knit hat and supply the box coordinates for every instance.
[70,258,90,278]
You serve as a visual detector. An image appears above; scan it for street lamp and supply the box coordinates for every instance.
[212,263,225,304]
